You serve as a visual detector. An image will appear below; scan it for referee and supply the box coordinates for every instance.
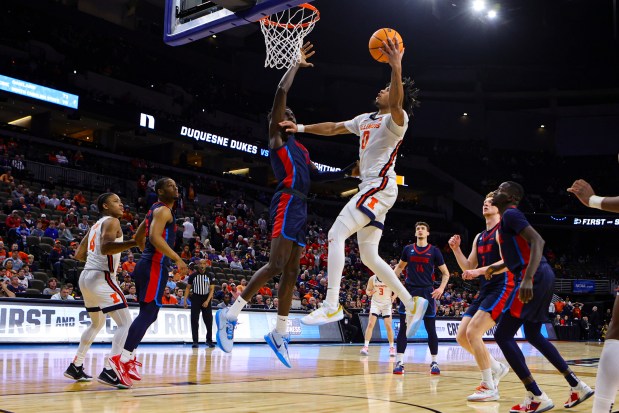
[184,259,215,348]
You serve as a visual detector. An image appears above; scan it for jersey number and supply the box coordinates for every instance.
[416,264,424,273]
[361,130,370,149]
[89,232,96,252]
[378,287,384,296]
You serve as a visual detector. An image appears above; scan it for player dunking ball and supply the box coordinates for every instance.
[216,43,357,367]
[393,222,450,375]
[64,193,145,388]
[468,182,593,412]
[360,274,397,357]
[109,178,188,387]
[567,178,619,413]
[448,194,512,401]
[281,36,428,337]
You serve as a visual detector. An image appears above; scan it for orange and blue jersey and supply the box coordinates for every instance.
[269,135,311,246]
[134,201,177,306]
[498,206,554,322]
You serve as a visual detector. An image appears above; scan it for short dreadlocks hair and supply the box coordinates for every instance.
[385,77,420,117]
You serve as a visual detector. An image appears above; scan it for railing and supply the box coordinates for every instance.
[24,160,136,199]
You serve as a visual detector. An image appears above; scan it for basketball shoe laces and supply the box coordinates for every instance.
[226,320,237,339]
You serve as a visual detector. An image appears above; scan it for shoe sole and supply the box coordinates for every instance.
[393,371,404,375]
[533,404,554,413]
[564,390,594,408]
[467,395,500,402]
[63,372,92,382]
[431,371,440,375]
[97,377,130,389]
[264,334,291,368]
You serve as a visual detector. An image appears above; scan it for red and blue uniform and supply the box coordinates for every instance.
[134,201,177,306]
[464,224,516,321]
[269,135,311,247]
[398,243,445,318]
[499,207,554,323]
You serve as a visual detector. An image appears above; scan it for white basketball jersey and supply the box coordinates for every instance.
[84,216,123,275]
[370,275,393,305]
[344,111,409,180]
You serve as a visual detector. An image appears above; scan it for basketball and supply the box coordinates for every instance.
[369,28,404,63]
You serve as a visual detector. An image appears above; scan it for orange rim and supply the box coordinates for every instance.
[260,3,320,29]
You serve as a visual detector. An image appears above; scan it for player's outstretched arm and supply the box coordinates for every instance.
[279,120,350,136]
[380,35,406,127]
[448,234,480,271]
[100,218,138,255]
[269,42,315,149]
[567,179,619,213]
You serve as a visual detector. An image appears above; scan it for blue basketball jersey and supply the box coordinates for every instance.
[270,135,311,196]
[476,224,506,288]
[401,243,445,287]
[140,201,177,266]
[498,207,546,278]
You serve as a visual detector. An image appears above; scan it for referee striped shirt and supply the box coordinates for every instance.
[188,271,213,296]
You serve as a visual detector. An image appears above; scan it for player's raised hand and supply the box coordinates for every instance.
[380,35,404,68]
[448,235,461,250]
[279,120,298,133]
[518,278,534,304]
[567,179,595,207]
[299,41,315,68]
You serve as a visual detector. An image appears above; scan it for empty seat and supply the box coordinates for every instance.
[40,237,55,246]
[30,279,45,292]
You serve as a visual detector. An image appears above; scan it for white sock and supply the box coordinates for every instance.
[489,353,502,372]
[431,355,437,363]
[389,342,394,348]
[364,340,370,347]
[592,339,619,413]
[396,353,404,364]
[481,368,495,389]
[325,220,353,309]
[227,296,247,320]
[276,315,288,335]
[120,349,133,364]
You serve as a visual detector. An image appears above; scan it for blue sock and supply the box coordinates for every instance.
[124,301,160,352]
[524,321,579,387]
[424,317,438,355]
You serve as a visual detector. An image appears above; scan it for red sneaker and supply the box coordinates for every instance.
[108,354,133,388]
[127,357,142,381]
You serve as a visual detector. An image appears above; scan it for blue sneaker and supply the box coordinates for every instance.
[264,330,291,368]
[393,361,405,375]
[430,362,441,375]
[215,308,236,353]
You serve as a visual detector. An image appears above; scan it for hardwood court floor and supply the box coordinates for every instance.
[0,341,602,413]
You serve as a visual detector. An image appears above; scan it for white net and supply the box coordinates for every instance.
[259,4,319,70]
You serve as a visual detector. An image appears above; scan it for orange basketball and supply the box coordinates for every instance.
[368,28,404,63]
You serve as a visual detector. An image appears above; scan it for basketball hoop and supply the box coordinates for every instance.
[259,3,320,70]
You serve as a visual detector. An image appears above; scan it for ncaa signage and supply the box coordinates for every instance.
[139,113,155,129]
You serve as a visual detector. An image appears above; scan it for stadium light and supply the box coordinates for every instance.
[487,10,497,19]
[472,0,486,12]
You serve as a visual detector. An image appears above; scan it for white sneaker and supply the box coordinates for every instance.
[492,362,509,388]
[389,347,396,357]
[300,304,343,326]
[510,391,554,413]
[360,346,368,356]
[467,382,500,402]
[564,380,594,408]
[215,307,236,353]
[527,392,554,412]
[264,329,291,368]
[405,296,429,337]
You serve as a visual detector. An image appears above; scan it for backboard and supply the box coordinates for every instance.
[164,0,314,46]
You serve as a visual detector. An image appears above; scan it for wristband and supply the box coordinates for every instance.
[297,124,305,133]
[588,195,605,210]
